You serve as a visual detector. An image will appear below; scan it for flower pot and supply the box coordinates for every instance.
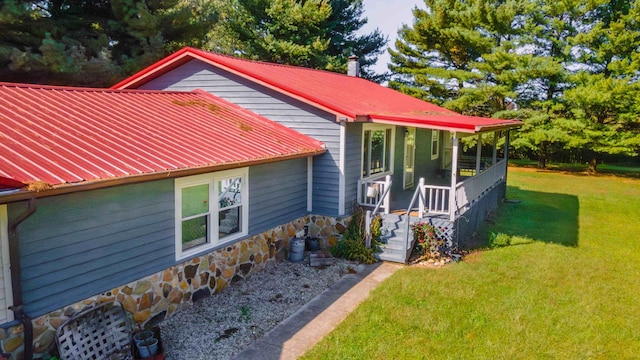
[136,337,158,358]
[133,330,154,345]
[306,237,320,251]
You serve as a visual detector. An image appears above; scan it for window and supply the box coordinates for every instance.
[431,130,440,160]
[175,168,248,260]
[362,125,394,178]
[0,205,13,323]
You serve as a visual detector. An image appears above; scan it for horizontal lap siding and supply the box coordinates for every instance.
[13,156,309,317]
[13,180,174,317]
[414,128,441,183]
[249,159,308,233]
[140,60,341,216]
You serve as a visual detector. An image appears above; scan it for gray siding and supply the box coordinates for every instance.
[11,158,310,317]
[140,60,342,216]
[344,122,362,213]
[249,158,308,233]
[13,180,175,317]
[414,128,443,184]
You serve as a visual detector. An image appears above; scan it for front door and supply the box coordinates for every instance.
[403,127,415,189]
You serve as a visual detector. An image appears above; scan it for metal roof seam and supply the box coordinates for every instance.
[0,98,97,182]
[0,82,326,187]
[8,86,152,175]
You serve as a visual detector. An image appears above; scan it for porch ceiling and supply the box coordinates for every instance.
[367,113,522,134]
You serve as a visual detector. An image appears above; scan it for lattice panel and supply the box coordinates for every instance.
[429,217,454,248]
[56,302,133,360]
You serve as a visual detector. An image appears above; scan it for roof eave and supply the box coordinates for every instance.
[0,149,325,204]
[368,114,522,134]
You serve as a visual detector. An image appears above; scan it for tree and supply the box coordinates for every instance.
[389,0,640,170]
[561,0,640,172]
[205,0,387,81]
[0,0,219,86]
[0,0,169,86]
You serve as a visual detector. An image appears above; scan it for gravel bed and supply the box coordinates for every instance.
[159,258,358,360]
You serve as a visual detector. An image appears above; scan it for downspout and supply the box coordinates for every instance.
[8,199,36,360]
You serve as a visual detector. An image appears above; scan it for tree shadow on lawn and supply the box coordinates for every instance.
[479,185,579,248]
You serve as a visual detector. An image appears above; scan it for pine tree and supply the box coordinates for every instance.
[562,0,640,171]
[204,0,387,81]
[389,0,640,170]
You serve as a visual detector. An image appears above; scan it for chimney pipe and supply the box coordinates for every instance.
[347,55,360,77]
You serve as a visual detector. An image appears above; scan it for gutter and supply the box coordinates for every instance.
[8,198,36,360]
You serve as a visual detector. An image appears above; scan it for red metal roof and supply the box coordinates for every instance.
[112,47,522,133]
[0,82,325,190]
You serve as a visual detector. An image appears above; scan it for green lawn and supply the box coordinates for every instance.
[303,167,640,359]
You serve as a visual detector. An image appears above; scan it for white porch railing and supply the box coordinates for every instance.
[419,185,451,215]
[357,175,391,214]
[454,158,507,215]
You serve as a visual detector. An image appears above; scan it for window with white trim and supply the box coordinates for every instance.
[0,205,14,323]
[362,125,394,178]
[175,168,248,260]
[431,130,440,160]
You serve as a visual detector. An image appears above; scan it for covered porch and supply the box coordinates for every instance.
[358,130,511,220]
[356,127,515,263]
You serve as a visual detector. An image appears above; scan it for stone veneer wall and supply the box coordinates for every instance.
[0,214,351,360]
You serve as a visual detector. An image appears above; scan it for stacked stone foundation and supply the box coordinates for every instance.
[0,214,351,360]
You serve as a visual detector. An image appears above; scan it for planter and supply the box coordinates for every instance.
[305,237,320,251]
[134,327,164,360]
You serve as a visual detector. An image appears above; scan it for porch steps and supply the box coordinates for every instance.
[375,213,454,264]
[375,213,416,263]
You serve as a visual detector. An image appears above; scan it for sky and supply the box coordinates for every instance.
[359,0,424,74]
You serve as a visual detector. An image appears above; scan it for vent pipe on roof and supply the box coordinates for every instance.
[347,55,360,77]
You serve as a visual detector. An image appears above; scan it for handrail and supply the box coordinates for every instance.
[364,177,392,248]
[454,159,507,215]
[400,178,425,262]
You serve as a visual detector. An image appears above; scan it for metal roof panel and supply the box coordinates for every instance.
[112,47,522,132]
[0,83,325,189]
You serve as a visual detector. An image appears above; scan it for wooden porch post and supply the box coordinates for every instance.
[492,131,498,166]
[504,130,510,160]
[475,133,482,174]
[418,177,425,217]
[503,130,511,195]
[449,133,459,222]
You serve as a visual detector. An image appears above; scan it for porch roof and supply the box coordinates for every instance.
[112,47,522,134]
[368,112,522,134]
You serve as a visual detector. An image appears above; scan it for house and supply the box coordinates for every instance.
[0,48,520,358]
[112,47,522,260]
[0,83,326,359]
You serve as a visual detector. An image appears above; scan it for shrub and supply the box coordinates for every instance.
[330,207,376,264]
[488,232,512,248]
[330,237,376,264]
[411,221,453,260]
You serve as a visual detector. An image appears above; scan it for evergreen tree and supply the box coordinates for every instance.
[0,0,167,86]
[207,0,387,81]
[390,0,640,170]
[562,0,640,171]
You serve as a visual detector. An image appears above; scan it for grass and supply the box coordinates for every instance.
[302,167,640,359]
[509,159,640,178]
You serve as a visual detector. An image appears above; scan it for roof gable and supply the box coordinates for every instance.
[112,47,521,133]
[0,82,325,195]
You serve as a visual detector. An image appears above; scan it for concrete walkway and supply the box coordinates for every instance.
[233,262,403,360]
